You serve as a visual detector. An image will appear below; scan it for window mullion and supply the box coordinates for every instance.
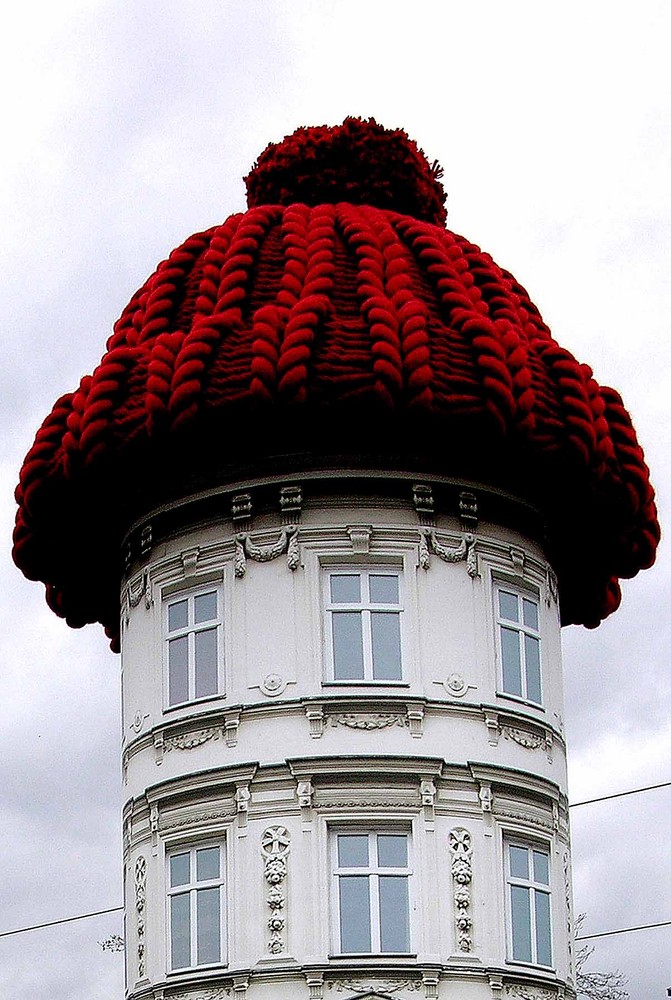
[362,609,373,679]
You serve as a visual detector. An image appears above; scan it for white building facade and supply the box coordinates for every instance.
[120,472,573,1000]
[14,118,658,1000]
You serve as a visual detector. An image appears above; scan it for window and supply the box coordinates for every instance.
[506,841,552,967]
[167,843,225,970]
[333,831,411,954]
[165,588,222,706]
[496,585,542,704]
[326,569,403,681]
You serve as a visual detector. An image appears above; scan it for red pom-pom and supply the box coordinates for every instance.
[245,117,447,226]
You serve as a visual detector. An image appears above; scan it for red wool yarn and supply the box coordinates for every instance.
[13,119,660,650]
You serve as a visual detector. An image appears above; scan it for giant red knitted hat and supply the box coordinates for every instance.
[13,118,659,649]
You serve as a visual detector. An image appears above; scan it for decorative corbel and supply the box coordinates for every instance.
[236,782,251,833]
[406,702,425,738]
[150,804,159,855]
[305,703,325,739]
[478,781,493,814]
[280,484,303,524]
[459,490,478,532]
[153,731,165,765]
[483,710,500,746]
[420,778,436,824]
[180,546,200,576]
[232,492,252,528]
[347,525,372,554]
[297,779,314,822]
[140,523,152,560]
[509,546,525,576]
[412,483,435,525]
[224,710,241,748]
[305,972,324,1000]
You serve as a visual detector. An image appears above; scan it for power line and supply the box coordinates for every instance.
[570,779,671,809]
[0,905,122,940]
[1,784,669,944]
[576,918,671,942]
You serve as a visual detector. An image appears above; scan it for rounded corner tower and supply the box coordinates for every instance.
[13,117,659,1000]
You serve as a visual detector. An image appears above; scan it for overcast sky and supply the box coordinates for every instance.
[1,2,669,998]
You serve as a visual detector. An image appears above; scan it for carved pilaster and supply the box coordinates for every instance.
[261,826,291,955]
[449,828,473,953]
[134,855,147,980]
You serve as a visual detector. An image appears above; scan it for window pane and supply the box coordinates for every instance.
[168,599,188,632]
[170,852,190,887]
[332,612,364,679]
[170,893,191,969]
[522,597,539,630]
[330,574,361,604]
[379,876,410,952]
[377,834,408,868]
[196,887,221,965]
[525,635,542,703]
[338,835,369,868]
[510,885,532,962]
[339,876,371,952]
[533,850,549,886]
[499,590,519,622]
[197,847,220,882]
[535,889,552,966]
[168,636,189,705]
[509,845,529,880]
[371,612,402,680]
[195,628,218,699]
[501,626,522,696]
[194,591,217,624]
[369,574,399,604]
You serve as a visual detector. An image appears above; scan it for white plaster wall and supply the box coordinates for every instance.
[120,477,574,1000]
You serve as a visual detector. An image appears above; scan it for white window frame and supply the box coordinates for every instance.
[331,829,413,955]
[166,841,227,972]
[494,582,543,705]
[505,839,553,968]
[324,567,404,683]
[164,585,224,708]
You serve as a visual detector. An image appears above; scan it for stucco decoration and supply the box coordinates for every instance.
[449,828,473,952]
[234,525,299,578]
[134,854,147,980]
[330,712,408,731]
[506,987,556,1000]
[327,981,422,995]
[419,528,477,577]
[261,825,291,954]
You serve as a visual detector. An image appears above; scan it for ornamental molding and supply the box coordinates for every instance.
[160,807,236,833]
[494,806,555,834]
[506,986,556,1000]
[154,711,241,763]
[449,828,473,952]
[327,980,422,995]
[330,712,408,731]
[307,702,424,739]
[261,826,290,955]
[234,525,300,578]
[170,981,249,1000]
[419,528,477,577]
[502,724,553,763]
[134,855,147,981]
[316,798,420,810]
[440,672,477,698]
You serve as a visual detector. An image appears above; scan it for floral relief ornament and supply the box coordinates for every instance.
[448,828,473,952]
[262,826,291,954]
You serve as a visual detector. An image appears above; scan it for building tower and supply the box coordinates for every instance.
[13,119,659,1000]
